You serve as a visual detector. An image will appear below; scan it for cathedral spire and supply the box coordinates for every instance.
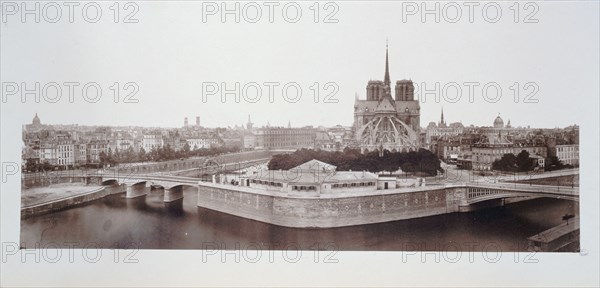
[384,40,390,88]
[246,114,253,130]
[441,107,445,125]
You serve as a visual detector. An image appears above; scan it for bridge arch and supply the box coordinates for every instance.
[125,181,150,198]
[464,185,579,206]
[162,184,196,202]
[101,179,119,186]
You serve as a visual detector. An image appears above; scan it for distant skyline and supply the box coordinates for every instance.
[3,2,598,130]
[21,110,577,130]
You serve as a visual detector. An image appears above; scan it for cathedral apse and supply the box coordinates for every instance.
[353,45,421,155]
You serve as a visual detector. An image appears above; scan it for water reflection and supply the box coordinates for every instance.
[20,189,578,251]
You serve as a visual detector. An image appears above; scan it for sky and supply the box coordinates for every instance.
[1,1,599,129]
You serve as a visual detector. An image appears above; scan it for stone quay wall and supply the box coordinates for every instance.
[21,183,126,219]
[197,184,468,228]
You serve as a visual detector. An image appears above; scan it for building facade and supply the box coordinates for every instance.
[142,133,163,151]
[253,127,316,149]
[237,159,420,197]
[555,144,579,166]
[472,145,548,171]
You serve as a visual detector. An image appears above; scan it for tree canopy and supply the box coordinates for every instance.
[492,150,537,172]
[268,148,443,176]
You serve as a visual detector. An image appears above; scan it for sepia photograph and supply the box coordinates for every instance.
[1,1,598,287]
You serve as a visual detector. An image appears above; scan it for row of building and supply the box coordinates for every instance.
[427,113,579,170]
[22,114,227,168]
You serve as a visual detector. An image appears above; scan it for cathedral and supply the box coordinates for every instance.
[353,45,421,155]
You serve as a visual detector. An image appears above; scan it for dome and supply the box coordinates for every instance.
[32,113,41,125]
[493,115,504,128]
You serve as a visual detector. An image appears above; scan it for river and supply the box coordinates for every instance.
[20,187,579,251]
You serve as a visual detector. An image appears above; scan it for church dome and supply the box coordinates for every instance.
[493,115,504,128]
[32,113,41,125]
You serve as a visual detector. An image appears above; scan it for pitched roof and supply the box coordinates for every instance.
[290,159,336,172]
[375,97,396,113]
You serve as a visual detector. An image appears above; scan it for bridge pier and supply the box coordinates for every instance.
[150,185,164,195]
[164,186,184,202]
[126,182,149,198]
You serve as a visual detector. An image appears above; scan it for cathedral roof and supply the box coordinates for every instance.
[375,96,397,113]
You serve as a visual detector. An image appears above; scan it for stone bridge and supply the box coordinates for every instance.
[101,175,202,202]
[461,182,578,206]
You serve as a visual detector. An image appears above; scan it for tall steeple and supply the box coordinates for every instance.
[438,107,448,128]
[384,40,391,88]
[246,114,253,130]
[441,107,445,125]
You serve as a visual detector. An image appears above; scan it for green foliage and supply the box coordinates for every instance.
[24,159,53,172]
[516,150,533,171]
[492,153,518,172]
[268,148,443,176]
[544,156,573,171]
[492,150,536,172]
[96,144,240,166]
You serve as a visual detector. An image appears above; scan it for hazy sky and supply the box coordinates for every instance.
[1,1,599,129]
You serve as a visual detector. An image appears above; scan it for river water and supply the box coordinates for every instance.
[20,187,579,251]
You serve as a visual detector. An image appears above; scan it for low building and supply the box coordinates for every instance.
[237,159,420,197]
[530,155,545,168]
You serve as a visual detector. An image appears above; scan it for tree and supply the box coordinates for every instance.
[40,160,53,171]
[492,153,518,172]
[99,151,108,166]
[516,150,533,172]
[25,158,40,172]
[267,148,442,176]
[138,147,147,162]
[182,142,191,157]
